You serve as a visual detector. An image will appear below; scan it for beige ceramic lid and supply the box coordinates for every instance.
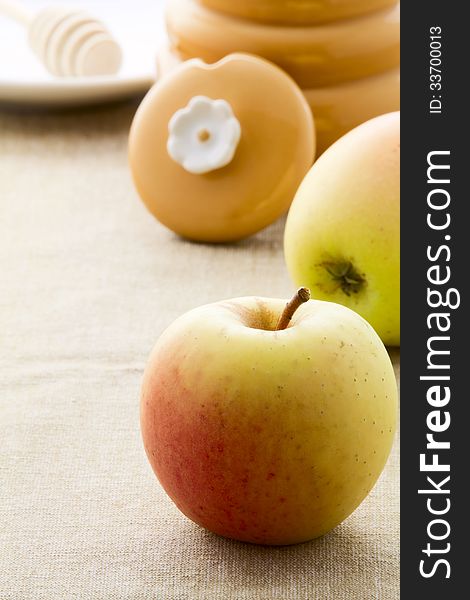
[165,0,400,88]
[129,53,315,243]
[197,0,398,26]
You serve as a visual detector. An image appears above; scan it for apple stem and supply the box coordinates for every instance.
[276,287,311,331]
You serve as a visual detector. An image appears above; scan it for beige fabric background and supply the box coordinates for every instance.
[0,102,399,599]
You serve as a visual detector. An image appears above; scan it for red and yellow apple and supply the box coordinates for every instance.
[141,289,397,545]
[284,112,400,346]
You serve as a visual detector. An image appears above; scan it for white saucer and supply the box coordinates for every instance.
[0,0,163,106]
[0,74,156,106]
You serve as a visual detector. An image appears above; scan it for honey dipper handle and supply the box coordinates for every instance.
[0,0,32,25]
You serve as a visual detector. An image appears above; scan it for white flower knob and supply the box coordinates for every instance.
[167,96,242,174]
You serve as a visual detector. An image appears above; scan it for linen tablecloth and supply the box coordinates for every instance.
[0,102,399,599]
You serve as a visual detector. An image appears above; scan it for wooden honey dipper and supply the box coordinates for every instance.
[0,0,122,76]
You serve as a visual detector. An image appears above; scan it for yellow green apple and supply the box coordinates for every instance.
[141,289,397,545]
[284,111,400,345]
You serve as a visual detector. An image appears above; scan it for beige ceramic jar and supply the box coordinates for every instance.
[165,0,400,87]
